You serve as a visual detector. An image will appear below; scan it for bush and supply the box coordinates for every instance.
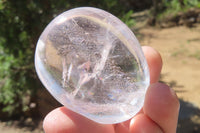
[157,0,200,20]
[0,0,135,118]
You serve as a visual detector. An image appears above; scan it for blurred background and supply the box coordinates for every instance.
[0,0,200,132]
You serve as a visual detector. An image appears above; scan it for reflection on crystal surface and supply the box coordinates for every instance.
[35,7,149,124]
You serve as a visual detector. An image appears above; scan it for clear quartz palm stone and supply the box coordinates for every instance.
[35,7,150,124]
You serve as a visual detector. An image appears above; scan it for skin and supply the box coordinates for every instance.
[43,46,180,133]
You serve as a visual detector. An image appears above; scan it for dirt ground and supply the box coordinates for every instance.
[140,24,200,108]
[0,120,43,133]
[0,24,200,133]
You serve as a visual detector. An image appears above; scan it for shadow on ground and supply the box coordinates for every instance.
[159,74,200,133]
[178,99,200,133]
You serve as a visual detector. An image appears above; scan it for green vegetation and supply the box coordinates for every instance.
[157,0,200,20]
[165,0,200,11]
[121,10,136,27]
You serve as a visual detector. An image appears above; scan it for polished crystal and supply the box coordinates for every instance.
[35,7,150,124]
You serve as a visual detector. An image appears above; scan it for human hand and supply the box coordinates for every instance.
[43,46,180,133]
